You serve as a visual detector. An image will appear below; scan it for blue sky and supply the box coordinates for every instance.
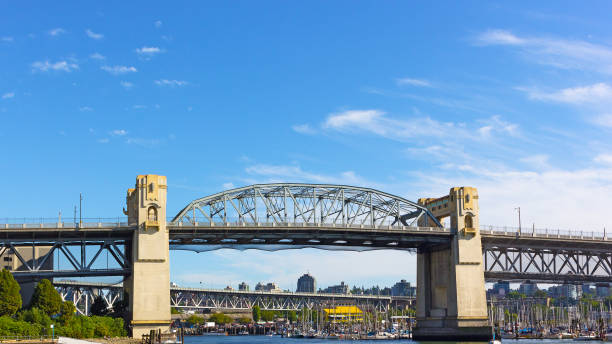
[2,1,612,290]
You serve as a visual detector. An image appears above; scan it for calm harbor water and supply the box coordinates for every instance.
[184,337,588,344]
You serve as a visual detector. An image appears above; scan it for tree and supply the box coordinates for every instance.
[90,296,109,316]
[31,279,62,316]
[261,310,275,322]
[238,316,251,325]
[109,293,129,320]
[534,290,548,298]
[288,310,297,323]
[186,314,204,326]
[208,312,233,325]
[59,301,76,323]
[252,305,261,322]
[0,269,22,316]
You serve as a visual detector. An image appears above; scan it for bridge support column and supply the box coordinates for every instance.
[414,187,490,341]
[124,175,171,338]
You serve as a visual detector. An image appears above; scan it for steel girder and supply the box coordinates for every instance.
[483,246,612,283]
[1,238,130,278]
[56,282,123,316]
[52,281,393,315]
[171,184,441,228]
[171,289,391,312]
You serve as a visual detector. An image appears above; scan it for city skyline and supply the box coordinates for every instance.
[2,2,612,288]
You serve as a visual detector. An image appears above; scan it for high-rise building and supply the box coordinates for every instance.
[255,282,282,292]
[491,281,510,297]
[596,283,610,298]
[238,282,249,291]
[297,273,316,293]
[519,282,538,296]
[548,284,580,300]
[391,279,416,297]
[322,281,350,294]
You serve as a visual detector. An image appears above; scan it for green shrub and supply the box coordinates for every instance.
[208,312,232,325]
[16,307,52,328]
[0,316,41,336]
[56,316,126,338]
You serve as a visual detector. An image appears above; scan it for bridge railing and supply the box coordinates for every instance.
[480,224,609,241]
[0,217,129,229]
[167,219,449,233]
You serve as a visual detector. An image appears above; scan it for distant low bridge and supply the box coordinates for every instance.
[54,280,412,316]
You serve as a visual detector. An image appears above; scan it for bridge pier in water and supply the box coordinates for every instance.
[124,175,171,338]
[414,187,490,341]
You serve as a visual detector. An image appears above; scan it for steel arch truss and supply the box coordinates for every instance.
[0,239,130,278]
[56,283,123,316]
[483,246,612,283]
[172,184,441,228]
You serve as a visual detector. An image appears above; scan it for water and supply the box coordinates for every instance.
[184,336,588,344]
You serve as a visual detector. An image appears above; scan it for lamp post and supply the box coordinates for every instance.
[50,324,54,340]
[515,207,521,234]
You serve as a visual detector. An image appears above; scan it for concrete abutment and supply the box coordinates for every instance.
[125,175,171,338]
[414,187,491,341]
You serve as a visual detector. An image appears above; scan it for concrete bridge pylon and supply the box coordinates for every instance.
[414,187,490,340]
[124,175,171,337]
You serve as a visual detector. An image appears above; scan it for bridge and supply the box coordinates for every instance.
[53,280,405,316]
[1,175,609,340]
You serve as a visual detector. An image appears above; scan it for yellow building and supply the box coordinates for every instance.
[323,306,363,322]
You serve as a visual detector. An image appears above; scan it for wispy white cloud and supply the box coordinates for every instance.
[79,106,93,112]
[396,78,432,87]
[592,114,612,128]
[101,65,137,75]
[594,154,612,165]
[176,249,416,289]
[222,182,235,190]
[154,20,162,28]
[477,29,525,45]
[110,129,127,136]
[120,81,134,89]
[524,83,612,104]
[476,29,612,74]
[154,79,187,87]
[520,83,612,128]
[416,163,612,231]
[292,124,316,135]
[323,109,517,141]
[477,115,519,138]
[1,92,15,99]
[1,37,13,42]
[132,105,147,110]
[97,138,109,144]
[48,28,66,36]
[126,137,162,147]
[89,52,105,60]
[32,60,78,73]
[244,164,373,187]
[519,154,550,170]
[85,29,103,40]
[136,46,163,56]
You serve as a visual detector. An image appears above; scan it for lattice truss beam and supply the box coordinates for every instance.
[0,239,130,278]
[484,246,612,283]
[56,284,122,316]
[172,184,441,228]
[171,290,390,312]
[52,283,390,315]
